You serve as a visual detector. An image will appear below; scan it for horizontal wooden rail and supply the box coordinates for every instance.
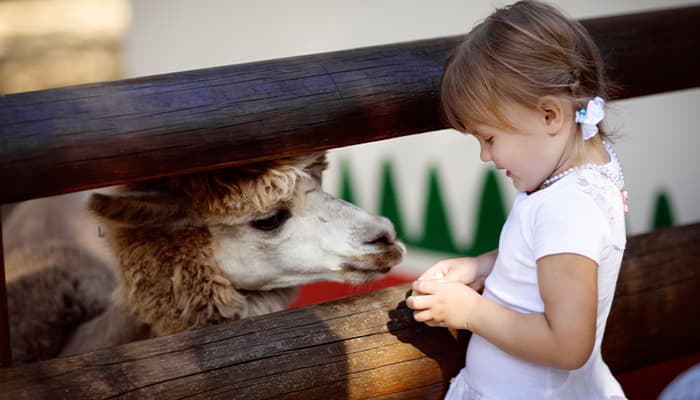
[0,221,8,368]
[0,5,699,204]
[0,223,698,399]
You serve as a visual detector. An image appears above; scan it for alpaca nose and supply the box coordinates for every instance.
[364,218,397,245]
[365,230,393,245]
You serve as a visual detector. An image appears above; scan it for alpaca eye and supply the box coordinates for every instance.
[250,209,292,231]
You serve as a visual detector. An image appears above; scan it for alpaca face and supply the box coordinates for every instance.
[90,152,404,293]
[211,175,405,290]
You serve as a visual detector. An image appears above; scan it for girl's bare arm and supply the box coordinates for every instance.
[471,253,597,369]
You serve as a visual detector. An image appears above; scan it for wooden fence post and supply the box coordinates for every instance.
[0,219,10,367]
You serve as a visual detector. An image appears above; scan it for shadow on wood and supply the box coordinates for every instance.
[0,223,698,399]
[0,285,467,399]
[602,223,700,373]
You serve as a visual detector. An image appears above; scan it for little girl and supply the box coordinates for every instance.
[406,1,628,399]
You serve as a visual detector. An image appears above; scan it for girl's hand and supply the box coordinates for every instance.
[417,256,489,292]
[406,279,481,330]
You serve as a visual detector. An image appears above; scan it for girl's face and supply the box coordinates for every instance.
[470,101,572,192]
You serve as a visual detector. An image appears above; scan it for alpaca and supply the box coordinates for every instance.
[3,191,117,363]
[58,151,404,355]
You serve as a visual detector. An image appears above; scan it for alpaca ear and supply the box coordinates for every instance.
[306,152,328,181]
[88,192,189,227]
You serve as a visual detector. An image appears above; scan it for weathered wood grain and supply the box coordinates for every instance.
[602,223,700,372]
[0,219,9,367]
[0,5,698,204]
[0,284,469,399]
[0,223,698,399]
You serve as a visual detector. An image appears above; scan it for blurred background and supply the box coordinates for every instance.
[2,0,698,295]
[130,0,700,282]
[1,0,699,397]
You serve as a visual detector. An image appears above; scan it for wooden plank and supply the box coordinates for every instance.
[602,223,700,372]
[0,223,698,399]
[583,6,700,99]
[0,284,469,399]
[1,5,699,204]
[0,219,9,367]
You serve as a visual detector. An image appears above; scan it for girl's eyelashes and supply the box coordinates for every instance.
[485,136,494,144]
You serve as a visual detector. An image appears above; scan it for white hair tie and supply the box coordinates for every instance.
[576,96,605,140]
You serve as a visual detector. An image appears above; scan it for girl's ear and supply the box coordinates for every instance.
[538,96,566,135]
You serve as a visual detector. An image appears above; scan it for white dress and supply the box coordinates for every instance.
[446,147,628,399]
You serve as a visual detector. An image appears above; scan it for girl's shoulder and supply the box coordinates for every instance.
[523,177,606,225]
[526,138,626,215]
[524,171,627,248]
[528,167,624,212]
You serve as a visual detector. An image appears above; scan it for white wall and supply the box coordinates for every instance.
[124,1,700,271]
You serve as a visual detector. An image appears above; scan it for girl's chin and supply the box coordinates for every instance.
[507,175,521,188]
[510,178,536,193]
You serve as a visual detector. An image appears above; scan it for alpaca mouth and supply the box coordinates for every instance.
[342,264,393,274]
[341,241,405,274]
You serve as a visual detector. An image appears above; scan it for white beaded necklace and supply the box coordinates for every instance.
[539,140,625,191]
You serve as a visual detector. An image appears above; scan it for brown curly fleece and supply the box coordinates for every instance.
[91,154,322,336]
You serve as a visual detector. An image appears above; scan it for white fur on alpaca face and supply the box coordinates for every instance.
[211,177,404,290]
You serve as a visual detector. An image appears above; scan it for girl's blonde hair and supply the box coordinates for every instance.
[441,0,612,153]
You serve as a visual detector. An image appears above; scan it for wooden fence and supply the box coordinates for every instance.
[0,4,699,399]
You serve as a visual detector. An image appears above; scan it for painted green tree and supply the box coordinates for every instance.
[468,169,507,256]
[340,159,509,256]
[652,191,675,229]
[378,160,407,241]
[339,159,684,258]
[338,159,357,205]
[419,166,459,253]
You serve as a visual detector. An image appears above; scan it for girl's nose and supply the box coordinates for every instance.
[479,145,491,163]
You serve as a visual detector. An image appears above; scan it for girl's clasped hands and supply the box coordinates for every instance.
[406,255,493,331]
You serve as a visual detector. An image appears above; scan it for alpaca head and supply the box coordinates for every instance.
[89,151,404,294]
